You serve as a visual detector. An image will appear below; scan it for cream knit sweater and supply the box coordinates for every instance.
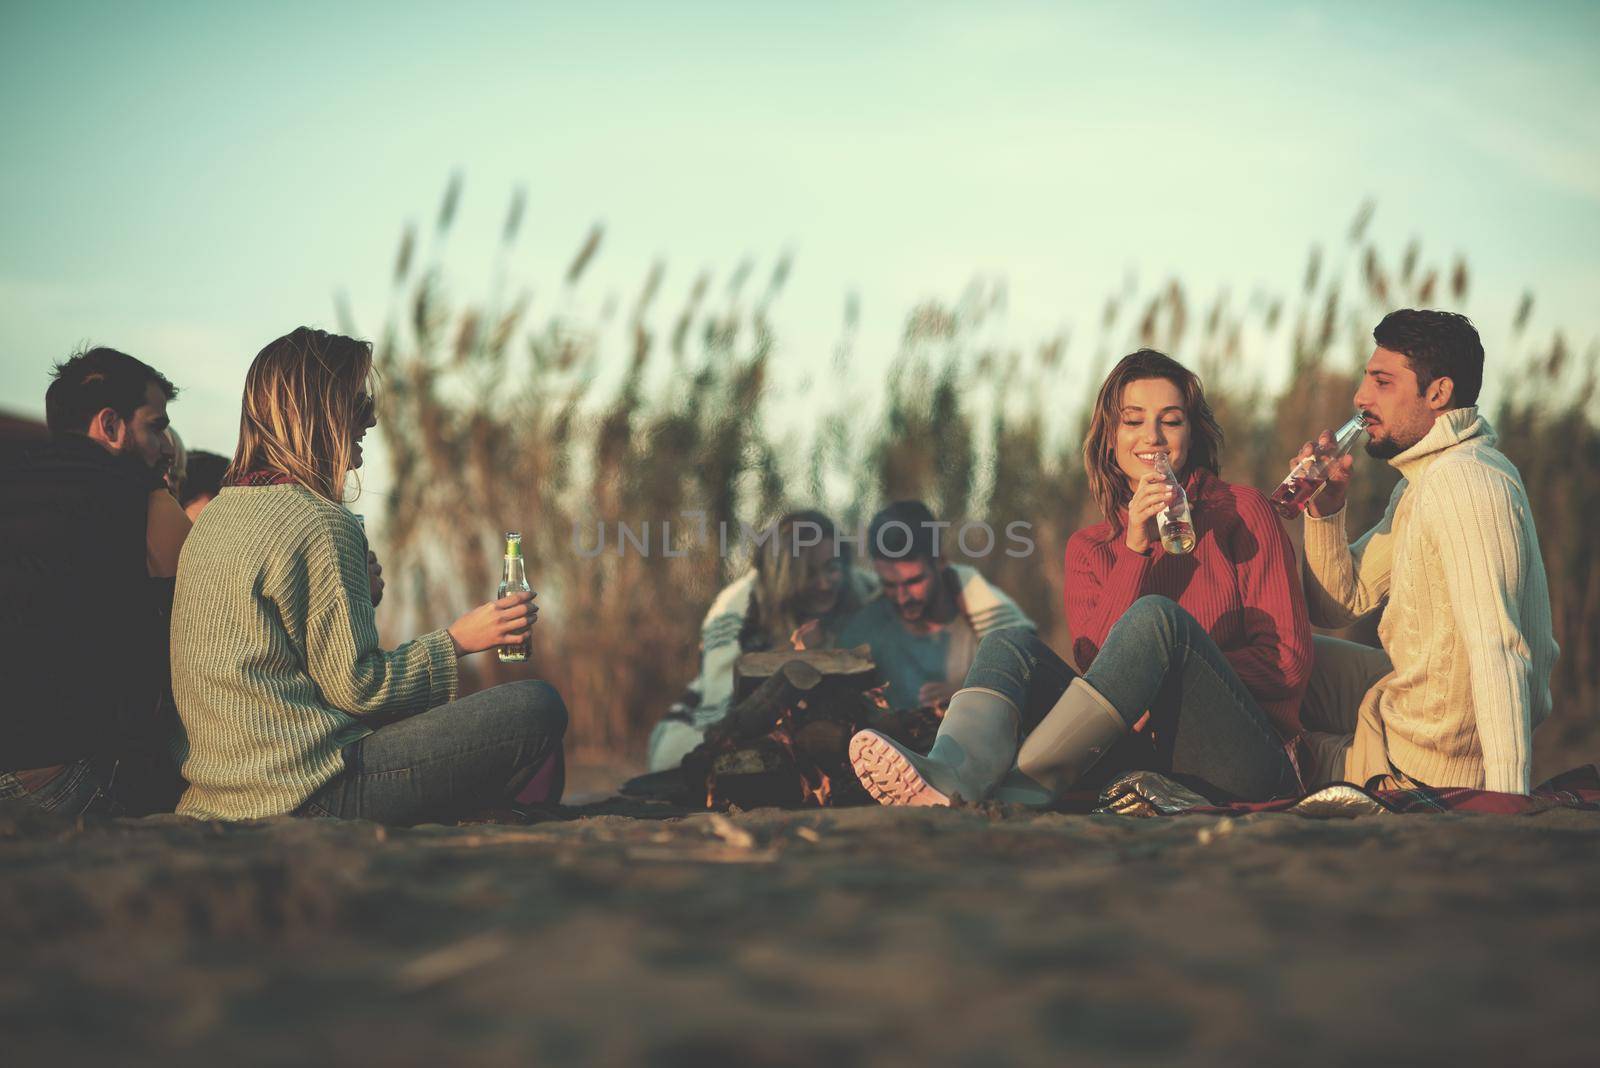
[171,485,458,819]
[1303,407,1557,793]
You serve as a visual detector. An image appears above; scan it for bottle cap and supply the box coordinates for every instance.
[504,531,523,557]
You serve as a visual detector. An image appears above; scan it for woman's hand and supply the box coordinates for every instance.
[1124,470,1176,554]
[447,591,538,657]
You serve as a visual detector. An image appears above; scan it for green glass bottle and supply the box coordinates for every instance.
[497,531,530,663]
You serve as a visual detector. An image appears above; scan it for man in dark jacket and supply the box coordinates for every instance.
[0,347,186,816]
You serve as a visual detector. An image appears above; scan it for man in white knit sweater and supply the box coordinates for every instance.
[1297,309,1557,795]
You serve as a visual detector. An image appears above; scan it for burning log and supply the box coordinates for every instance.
[723,658,824,738]
[691,648,887,809]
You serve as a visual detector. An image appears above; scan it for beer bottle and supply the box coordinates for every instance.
[497,531,530,663]
[1152,452,1196,555]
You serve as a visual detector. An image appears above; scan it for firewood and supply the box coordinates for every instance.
[732,646,877,703]
[722,659,822,740]
[661,647,897,810]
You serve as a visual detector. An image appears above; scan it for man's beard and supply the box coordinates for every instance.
[1364,417,1429,460]
[1364,436,1402,460]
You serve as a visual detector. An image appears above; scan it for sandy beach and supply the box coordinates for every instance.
[5,789,1598,1066]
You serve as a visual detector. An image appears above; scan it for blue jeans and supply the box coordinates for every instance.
[296,680,568,825]
[965,597,1298,800]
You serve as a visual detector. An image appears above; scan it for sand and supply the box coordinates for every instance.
[4,792,1599,1066]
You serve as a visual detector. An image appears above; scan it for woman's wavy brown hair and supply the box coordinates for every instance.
[227,327,375,503]
[1083,349,1224,535]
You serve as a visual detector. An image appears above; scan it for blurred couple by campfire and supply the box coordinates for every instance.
[645,500,1036,774]
[649,309,1558,809]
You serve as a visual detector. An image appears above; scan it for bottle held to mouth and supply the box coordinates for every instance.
[497,530,530,663]
[1151,452,1195,555]
[1268,414,1366,519]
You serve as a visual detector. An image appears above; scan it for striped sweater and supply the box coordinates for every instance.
[1303,407,1557,793]
[171,485,458,819]
[1065,468,1314,734]
[949,563,1035,638]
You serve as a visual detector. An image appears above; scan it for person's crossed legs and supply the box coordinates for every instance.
[1297,634,1393,788]
[297,680,567,825]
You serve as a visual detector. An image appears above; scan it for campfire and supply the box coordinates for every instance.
[628,647,941,810]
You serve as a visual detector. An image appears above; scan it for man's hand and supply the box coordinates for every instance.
[1125,470,1176,554]
[1297,429,1356,518]
[917,680,961,709]
[366,550,385,607]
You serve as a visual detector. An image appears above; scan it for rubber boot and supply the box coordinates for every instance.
[989,677,1127,806]
[849,688,1020,806]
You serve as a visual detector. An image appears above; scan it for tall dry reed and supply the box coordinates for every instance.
[344,191,1600,778]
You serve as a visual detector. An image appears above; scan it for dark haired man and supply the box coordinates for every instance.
[0,347,189,815]
[179,449,230,521]
[837,500,1033,712]
[1296,309,1557,795]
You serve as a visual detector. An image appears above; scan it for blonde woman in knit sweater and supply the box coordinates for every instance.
[171,328,567,823]
[1295,309,1557,795]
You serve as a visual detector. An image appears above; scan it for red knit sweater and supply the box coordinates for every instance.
[1064,467,1313,734]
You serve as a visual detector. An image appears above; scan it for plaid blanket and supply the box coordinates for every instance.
[1063,765,1600,818]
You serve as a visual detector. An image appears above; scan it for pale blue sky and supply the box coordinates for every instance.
[3,0,1597,485]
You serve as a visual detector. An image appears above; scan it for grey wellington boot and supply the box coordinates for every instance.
[989,677,1127,806]
[849,688,1020,806]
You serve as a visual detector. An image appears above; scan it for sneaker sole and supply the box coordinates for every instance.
[849,731,952,807]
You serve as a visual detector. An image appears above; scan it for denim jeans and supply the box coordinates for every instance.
[964,596,1298,800]
[296,680,568,825]
[0,759,112,817]
[1298,634,1397,789]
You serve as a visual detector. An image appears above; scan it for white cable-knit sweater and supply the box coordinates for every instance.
[1302,407,1558,793]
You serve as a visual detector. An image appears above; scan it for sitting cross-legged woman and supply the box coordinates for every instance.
[171,327,566,824]
[850,349,1312,805]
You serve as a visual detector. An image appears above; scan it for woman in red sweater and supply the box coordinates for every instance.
[851,349,1311,805]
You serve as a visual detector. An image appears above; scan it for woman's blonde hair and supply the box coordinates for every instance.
[227,327,374,503]
[749,510,860,647]
[1082,349,1223,535]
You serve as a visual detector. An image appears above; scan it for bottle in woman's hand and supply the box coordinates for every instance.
[497,531,532,662]
[1152,453,1195,555]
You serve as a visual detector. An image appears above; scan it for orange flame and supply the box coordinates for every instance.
[798,766,833,808]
